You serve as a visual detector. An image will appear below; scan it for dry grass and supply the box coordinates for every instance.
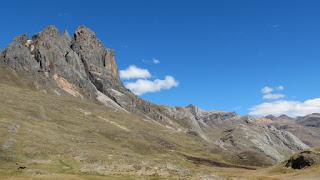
[0,66,319,179]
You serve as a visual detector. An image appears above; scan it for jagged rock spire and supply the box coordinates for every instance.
[75,26,98,41]
[71,25,120,91]
[0,25,120,98]
[37,25,59,38]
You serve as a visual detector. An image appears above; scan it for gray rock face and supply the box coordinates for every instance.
[0,26,98,98]
[1,35,39,72]
[163,105,237,126]
[71,26,121,91]
[0,25,310,166]
[219,124,308,164]
[265,114,320,147]
[162,105,309,165]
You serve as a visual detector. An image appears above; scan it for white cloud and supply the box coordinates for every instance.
[260,85,285,100]
[250,85,319,117]
[120,65,178,95]
[263,93,285,100]
[120,65,151,80]
[249,98,320,117]
[152,58,160,64]
[261,86,273,94]
[125,76,179,95]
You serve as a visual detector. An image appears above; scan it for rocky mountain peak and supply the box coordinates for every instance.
[13,34,29,44]
[265,115,277,120]
[73,26,104,48]
[265,114,294,121]
[71,26,121,90]
[278,114,292,119]
[185,104,203,116]
[75,26,97,39]
[63,30,72,41]
[36,25,60,38]
[297,113,320,128]
[0,25,122,99]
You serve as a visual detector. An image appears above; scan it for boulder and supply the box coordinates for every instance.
[285,150,320,169]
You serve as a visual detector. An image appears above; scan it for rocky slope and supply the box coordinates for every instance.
[161,105,309,165]
[263,114,320,147]
[0,25,312,175]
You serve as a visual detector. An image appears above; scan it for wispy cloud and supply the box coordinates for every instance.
[142,58,161,65]
[261,85,285,100]
[120,65,151,80]
[262,93,285,100]
[152,58,160,64]
[261,86,274,94]
[277,85,284,91]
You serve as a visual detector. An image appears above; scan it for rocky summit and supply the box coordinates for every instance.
[0,26,319,179]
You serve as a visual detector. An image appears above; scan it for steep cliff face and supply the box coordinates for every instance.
[71,26,121,90]
[0,25,134,111]
[0,25,310,166]
[0,26,97,98]
[0,25,122,96]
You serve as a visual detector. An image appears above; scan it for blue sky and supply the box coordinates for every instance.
[1,0,320,116]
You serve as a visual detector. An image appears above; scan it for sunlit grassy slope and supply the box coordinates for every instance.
[0,66,319,179]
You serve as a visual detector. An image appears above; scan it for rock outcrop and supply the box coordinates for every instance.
[219,123,308,165]
[285,150,320,169]
[1,26,97,98]
[71,26,121,91]
[0,25,138,111]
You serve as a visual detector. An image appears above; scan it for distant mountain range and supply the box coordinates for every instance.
[261,113,320,147]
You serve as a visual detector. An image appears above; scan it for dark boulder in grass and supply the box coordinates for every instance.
[285,150,320,169]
